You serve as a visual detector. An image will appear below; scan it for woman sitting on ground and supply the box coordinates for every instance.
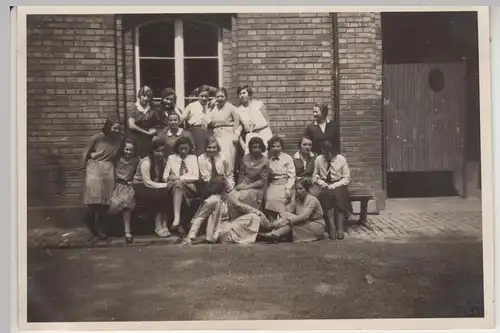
[198,136,235,195]
[133,140,171,238]
[181,176,273,245]
[310,141,351,240]
[258,178,326,243]
[108,137,141,244]
[264,136,296,222]
[163,136,200,235]
[230,136,270,210]
[293,136,317,181]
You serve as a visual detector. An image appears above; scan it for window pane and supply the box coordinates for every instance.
[140,59,175,98]
[183,20,218,57]
[184,58,218,97]
[139,20,175,58]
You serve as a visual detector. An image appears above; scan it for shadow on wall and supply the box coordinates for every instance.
[27,148,65,207]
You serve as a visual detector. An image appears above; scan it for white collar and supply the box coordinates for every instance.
[294,151,315,159]
[135,101,151,114]
[166,128,183,137]
[313,119,332,126]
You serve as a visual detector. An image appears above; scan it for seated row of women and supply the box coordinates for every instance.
[81,114,351,245]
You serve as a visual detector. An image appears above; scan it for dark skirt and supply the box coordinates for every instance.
[82,160,115,205]
[310,184,350,217]
[166,181,197,206]
[189,126,210,157]
[134,183,169,213]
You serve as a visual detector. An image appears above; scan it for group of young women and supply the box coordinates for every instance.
[80,84,351,245]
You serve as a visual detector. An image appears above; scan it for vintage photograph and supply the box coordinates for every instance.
[21,6,491,329]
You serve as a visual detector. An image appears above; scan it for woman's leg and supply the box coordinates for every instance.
[154,212,163,236]
[123,209,132,237]
[271,225,292,238]
[96,204,109,240]
[334,209,345,240]
[172,187,183,228]
[85,204,98,239]
[265,210,279,223]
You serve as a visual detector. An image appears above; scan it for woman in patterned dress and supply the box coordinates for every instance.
[181,85,212,156]
[80,115,123,241]
[229,136,270,210]
[108,138,140,244]
[127,86,159,158]
[264,136,296,222]
[208,87,240,174]
[181,176,273,245]
[163,137,200,235]
[235,85,273,155]
[259,178,326,243]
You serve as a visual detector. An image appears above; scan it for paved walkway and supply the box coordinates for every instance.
[27,197,483,248]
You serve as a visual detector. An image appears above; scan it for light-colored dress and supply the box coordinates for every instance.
[230,153,269,210]
[280,194,326,243]
[237,100,273,154]
[182,100,211,156]
[187,194,272,244]
[209,102,238,173]
[82,133,122,205]
[108,156,140,215]
[265,152,296,213]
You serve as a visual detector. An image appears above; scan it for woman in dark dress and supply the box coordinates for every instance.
[155,87,184,132]
[304,102,339,154]
[127,86,159,158]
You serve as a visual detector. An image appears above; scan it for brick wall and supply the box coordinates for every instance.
[337,12,384,197]
[232,13,335,152]
[27,15,118,206]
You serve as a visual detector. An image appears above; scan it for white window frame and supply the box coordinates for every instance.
[134,18,224,110]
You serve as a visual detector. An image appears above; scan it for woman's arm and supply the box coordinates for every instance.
[80,134,99,169]
[259,103,272,131]
[287,198,318,226]
[231,107,241,140]
[334,156,351,187]
[285,155,296,191]
[312,157,327,188]
[186,196,219,240]
[141,159,167,189]
[128,117,153,136]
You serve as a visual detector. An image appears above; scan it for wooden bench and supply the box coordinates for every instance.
[348,188,374,226]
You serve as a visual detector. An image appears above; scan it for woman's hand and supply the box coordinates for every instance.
[234,183,246,191]
[274,218,290,229]
[79,161,87,171]
[147,128,157,136]
[181,238,192,246]
[285,189,293,202]
[327,183,338,190]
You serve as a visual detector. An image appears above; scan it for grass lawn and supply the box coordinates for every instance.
[27,237,484,322]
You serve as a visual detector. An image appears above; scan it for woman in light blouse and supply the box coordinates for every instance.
[181,85,212,157]
[235,85,273,155]
[163,136,200,234]
[133,140,171,238]
[209,87,240,174]
[198,136,235,194]
[310,141,351,240]
[264,136,296,222]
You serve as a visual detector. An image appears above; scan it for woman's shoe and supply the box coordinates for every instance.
[125,234,134,244]
[258,232,280,243]
[336,233,344,240]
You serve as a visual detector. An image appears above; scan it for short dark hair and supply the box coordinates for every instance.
[216,87,228,98]
[101,114,121,136]
[314,101,329,118]
[205,136,221,153]
[204,176,227,196]
[320,141,339,155]
[298,136,313,149]
[160,87,177,102]
[295,177,313,191]
[137,86,154,102]
[247,136,266,153]
[267,136,284,152]
[198,85,211,95]
[173,137,194,154]
[236,85,253,97]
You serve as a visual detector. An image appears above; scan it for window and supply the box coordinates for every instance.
[135,18,223,109]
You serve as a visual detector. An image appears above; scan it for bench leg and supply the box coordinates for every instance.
[358,199,368,226]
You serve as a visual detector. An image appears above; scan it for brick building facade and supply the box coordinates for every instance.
[26,12,384,211]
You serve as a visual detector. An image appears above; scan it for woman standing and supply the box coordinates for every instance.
[304,102,339,154]
[182,176,273,245]
[264,136,296,221]
[108,138,140,244]
[127,86,158,158]
[163,137,200,234]
[181,85,212,156]
[155,87,183,131]
[133,140,171,238]
[80,115,123,241]
[259,178,326,243]
[209,87,240,173]
[235,85,273,155]
[230,136,269,210]
[293,136,317,181]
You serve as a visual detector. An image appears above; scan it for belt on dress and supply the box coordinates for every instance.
[213,125,233,129]
[116,179,131,185]
[249,125,268,133]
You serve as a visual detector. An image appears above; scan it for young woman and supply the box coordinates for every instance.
[133,140,171,238]
[235,85,273,154]
[259,178,326,243]
[127,86,158,158]
[181,176,273,245]
[108,138,140,244]
[163,137,200,234]
[310,141,351,240]
[229,136,270,210]
[198,136,235,194]
[181,85,212,156]
[208,87,240,174]
[156,87,183,131]
[80,115,123,241]
[264,136,296,221]
[293,136,317,181]
[304,102,339,154]
[154,112,196,158]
